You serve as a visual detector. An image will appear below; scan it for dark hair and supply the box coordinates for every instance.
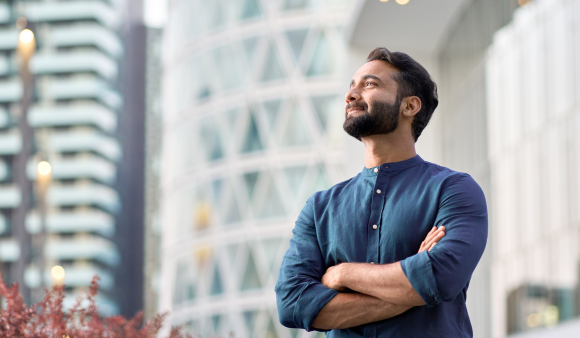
[366,47,438,141]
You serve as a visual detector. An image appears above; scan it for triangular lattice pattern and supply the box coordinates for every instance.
[163,0,352,337]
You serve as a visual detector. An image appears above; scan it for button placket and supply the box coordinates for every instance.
[365,172,388,338]
[367,172,389,262]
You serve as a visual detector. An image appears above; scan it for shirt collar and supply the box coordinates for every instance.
[362,155,424,176]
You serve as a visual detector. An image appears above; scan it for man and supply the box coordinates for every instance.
[275,48,488,337]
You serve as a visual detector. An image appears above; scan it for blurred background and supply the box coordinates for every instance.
[0,0,579,337]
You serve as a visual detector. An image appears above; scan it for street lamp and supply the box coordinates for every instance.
[17,29,36,61]
[12,24,37,304]
[36,160,51,291]
[50,265,65,285]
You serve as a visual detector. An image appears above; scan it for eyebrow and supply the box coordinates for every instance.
[350,74,383,87]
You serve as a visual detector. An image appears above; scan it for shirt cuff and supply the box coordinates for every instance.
[400,251,441,307]
[294,282,339,332]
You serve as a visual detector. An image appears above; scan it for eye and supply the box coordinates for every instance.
[365,81,377,87]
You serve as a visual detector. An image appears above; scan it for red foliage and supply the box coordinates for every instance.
[0,275,194,338]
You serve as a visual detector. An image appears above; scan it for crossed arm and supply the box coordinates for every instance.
[276,174,488,332]
[312,226,445,330]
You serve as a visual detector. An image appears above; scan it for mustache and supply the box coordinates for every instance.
[346,102,367,111]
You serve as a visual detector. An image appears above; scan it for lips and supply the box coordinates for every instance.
[346,106,365,117]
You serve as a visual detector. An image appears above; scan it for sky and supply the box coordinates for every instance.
[143,0,168,27]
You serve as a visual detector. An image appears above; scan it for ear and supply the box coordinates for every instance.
[401,96,421,118]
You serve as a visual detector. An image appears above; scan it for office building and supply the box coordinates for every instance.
[0,0,146,317]
[486,0,580,335]
[158,0,353,336]
[156,0,580,337]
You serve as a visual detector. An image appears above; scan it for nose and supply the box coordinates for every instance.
[345,86,361,104]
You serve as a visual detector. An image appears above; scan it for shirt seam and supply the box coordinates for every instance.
[436,172,469,211]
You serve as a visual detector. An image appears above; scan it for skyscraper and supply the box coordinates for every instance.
[157,0,353,336]
[156,0,580,337]
[0,0,146,317]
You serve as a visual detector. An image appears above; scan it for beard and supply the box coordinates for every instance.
[343,97,401,141]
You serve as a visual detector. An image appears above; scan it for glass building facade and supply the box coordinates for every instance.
[436,1,519,337]
[158,0,353,336]
[487,0,580,335]
[157,0,580,337]
[0,0,146,317]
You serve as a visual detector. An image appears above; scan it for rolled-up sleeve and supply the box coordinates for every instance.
[400,173,488,307]
[275,196,339,331]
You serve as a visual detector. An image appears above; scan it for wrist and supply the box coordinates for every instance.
[338,263,355,289]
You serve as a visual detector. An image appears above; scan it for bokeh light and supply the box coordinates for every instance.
[37,161,51,176]
[51,265,65,281]
[19,29,34,44]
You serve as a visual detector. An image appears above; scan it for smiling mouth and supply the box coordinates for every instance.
[346,107,364,116]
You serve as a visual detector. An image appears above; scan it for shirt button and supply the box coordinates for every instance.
[374,168,378,173]
[376,189,381,194]
[372,224,378,230]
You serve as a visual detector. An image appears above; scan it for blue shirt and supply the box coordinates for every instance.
[275,155,488,337]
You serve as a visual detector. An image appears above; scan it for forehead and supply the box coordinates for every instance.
[353,60,399,84]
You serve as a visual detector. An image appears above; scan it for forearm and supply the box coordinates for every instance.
[341,262,425,306]
[312,292,412,330]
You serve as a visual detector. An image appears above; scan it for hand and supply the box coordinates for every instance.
[418,226,445,253]
[321,264,349,292]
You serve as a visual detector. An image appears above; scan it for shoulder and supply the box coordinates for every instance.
[419,161,479,187]
[310,174,358,205]
[418,160,486,202]
[296,174,358,224]
[427,166,486,212]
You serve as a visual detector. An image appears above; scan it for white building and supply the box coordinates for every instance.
[486,0,580,336]
[0,0,135,316]
[158,0,353,336]
[157,0,580,337]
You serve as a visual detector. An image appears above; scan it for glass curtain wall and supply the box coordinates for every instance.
[0,0,124,315]
[159,0,353,337]
[436,0,519,337]
[487,0,580,336]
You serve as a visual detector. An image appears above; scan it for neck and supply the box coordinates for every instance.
[361,132,417,168]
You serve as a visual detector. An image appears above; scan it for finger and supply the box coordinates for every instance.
[428,242,437,252]
[427,226,437,236]
[422,227,439,245]
[424,229,446,249]
[423,226,444,245]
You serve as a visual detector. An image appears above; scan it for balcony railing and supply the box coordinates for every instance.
[0,3,10,24]
[0,238,20,262]
[45,235,119,266]
[51,24,123,58]
[25,265,114,290]
[0,106,10,128]
[47,183,120,212]
[28,103,117,132]
[26,155,116,183]
[39,77,122,110]
[31,51,118,80]
[0,185,21,208]
[0,79,22,103]
[0,29,18,50]
[48,131,121,161]
[26,209,115,236]
[20,1,119,29]
[0,158,9,181]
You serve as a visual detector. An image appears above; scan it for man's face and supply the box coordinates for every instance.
[343,60,402,140]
